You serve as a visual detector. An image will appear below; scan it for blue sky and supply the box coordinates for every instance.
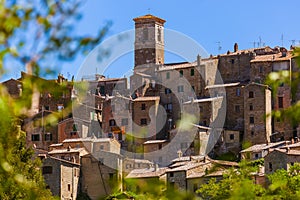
[5,0,300,81]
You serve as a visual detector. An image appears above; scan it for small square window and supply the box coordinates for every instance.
[141,118,147,126]
[42,166,52,174]
[109,119,116,126]
[141,103,146,110]
[32,134,40,141]
[122,118,128,126]
[249,104,253,110]
[236,88,241,96]
[166,72,170,79]
[235,105,240,113]
[249,91,254,98]
[165,88,172,94]
[45,133,52,141]
[190,68,195,76]
[278,97,283,108]
[229,134,234,140]
[179,70,183,77]
[191,86,195,92]
[158,144,162,150]
[170,172,174,177]
[178,85,184,93]
[250,116,254,124]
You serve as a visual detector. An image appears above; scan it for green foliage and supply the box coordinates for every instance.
[197,161,265,200]
[0,0,111,77]
[266,163,300,199]
[0,0,110,199]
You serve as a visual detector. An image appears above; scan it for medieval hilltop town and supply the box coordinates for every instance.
[2,14,300,199]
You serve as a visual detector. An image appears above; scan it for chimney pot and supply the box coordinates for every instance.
[234,43,238,52]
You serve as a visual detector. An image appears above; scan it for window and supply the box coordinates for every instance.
[170,172,174,177]
[166,72,170,79]
[45,133,52,141]
[251,131,254,136]
[118,132,122,140]
[140,118,147,126]
[165,88,172,94]
[143,28,148,41]
[179,70,183,77]
[269,162,273,172]
[236,88,241,96]
[109,173,114,180]
[235,105,240,113]
[68,184,71,191]
[57,105,64,111]
[193,183,198,192]
[31,134,40,141]
[249,104,253,110]
[72,123,78,131]
[278,97,283,108]
[255,154,259,159]
[100,86,105,95]
[44,105,50,111]
[229,134,234,140]
[190,68,194,76]
[291,162,294,166]
[178,85,184,93]
[158,144,162,150]
[100,145,104,150]
[141,103,146,110]
[259,66,263,73]
[231,59,235,64]
[249,91,254,98]
[250,116,254,124]
[191,86,195,92]
[199,106,203,112]
[157,28,162,42]
[109,119,116,126]
[42,166,52,174]
[165,103,173,112]
[121,118,128,126]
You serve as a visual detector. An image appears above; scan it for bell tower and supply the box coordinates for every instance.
[133,14,165,67]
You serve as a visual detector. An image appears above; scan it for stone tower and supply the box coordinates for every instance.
[133,14,165,67]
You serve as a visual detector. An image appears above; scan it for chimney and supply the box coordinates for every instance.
[153,163,159,172]
[234,43,238,52]
[197,54,201,66]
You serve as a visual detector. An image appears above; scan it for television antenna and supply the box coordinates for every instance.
[216,41,222,54]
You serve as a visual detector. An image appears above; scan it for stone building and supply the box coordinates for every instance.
[41,155,80,200]
[80,152,123,200]
[244,82,272,145]
[240,141,287,160]
[125,166,167,193]
[264,148,300,174]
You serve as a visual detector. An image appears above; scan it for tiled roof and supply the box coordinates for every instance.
[144,140,168,144]
[124,158,153,164]
[240,141,287,153]
[126,167,167,178]
[133,14,166,24]
[62,137,113,143]
[133,96,160,101]
[275,148,300,156]
[205,82,240,89]
[48,147,86,154]
[250,51,293,63]
[158,61,197,71]
[166,162,207,172]
[183,96,223,104]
